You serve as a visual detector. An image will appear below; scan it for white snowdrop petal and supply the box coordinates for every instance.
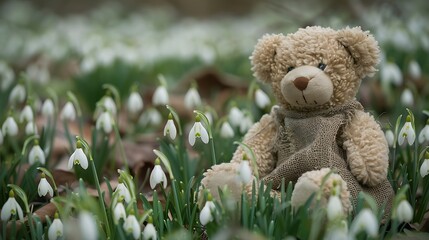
[350,209,378,237]
[327,195,343,221]
[25,121,37,135]
[60,102,76,121]
[142,223,157,240]
[113,202,126,223]
[123,215,141,240]
[127,92,143,114]
[42,99,55,118]
[199,124,209,144]
[229,107,243,127]
[420,159,429,178]
[2,117,19,137]
[1,198,14,221]
[396,200,413,222]
[20,105,34,123]
[385,130,395,147]
[79,212,98,240]
[408,60,421,79]
[38,178,53,197]
[29,145,46,165]
[255,89,270,108]
[400,89,414,107]
[238,161,252,184]
[48,219,64,240]
[184,88,202,110]
[9,84,26,104]
[152,86,169,106]
[188,125,196,146]
[115,183,131,203]
[220,122,234,138]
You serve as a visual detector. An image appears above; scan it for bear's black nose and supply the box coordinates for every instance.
[293,77,310,91]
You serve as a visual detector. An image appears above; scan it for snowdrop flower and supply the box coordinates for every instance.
[0,130,3,145]
[2,116,18,137]
[38,173,53,197]
[228,106,243,127]
[349,208,378,238]
[113,202,126,223]
[163,114,177,140]
[396,199,413,223]
[0,61,14,90]
[184,86,202,110]
[398,116,415,146]
[127,91,143,115]
[67,141,88,170]
[324,220,348,240]
[150,159,168,189]
[48,212,63,240]
[142,217,157,240]
[400,89,414,107]
[29,141,45,165]
[418,120,429,144]
[327,195,343,221]
[199,194,216,225]
[385,129,395,147]
[408,60,421,79]
[152,85,169,106]
[240,113,253,134]
[189,115,209,146]
[102,96,117,115]
[41,99,55,118]
[79,211,98,240]
[115,182,131,203]
[420,152,429,178]
[1,190,24,221]
[60,101,76,121]
[255,88,270,109]
[96,111,113,134]
[20,105,34,123]
[220,121,234,138]
[9,84,26,104]
[139,108,162,127]
[123,213,141,239]
[25,121,37,135]
[237,157,252,184]
[380,62,402,86]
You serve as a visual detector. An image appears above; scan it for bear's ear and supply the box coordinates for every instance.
[250,34,284,83]
[337,27,380,78]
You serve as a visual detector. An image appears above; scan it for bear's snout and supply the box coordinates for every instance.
[293,77,310,91]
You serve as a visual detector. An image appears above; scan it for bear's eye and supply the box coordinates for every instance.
[287,66,295,73]
[318,63,327,70]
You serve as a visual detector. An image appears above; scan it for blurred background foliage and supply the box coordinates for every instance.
[0,0,428,122]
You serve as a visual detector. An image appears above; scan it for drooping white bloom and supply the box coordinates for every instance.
[115,183,131,203]
[29,144,45,165]
[380,62,402,86]
[163,114,177,140]
[324,220,348,240]
[0,61,15,90]
[239,114,253,134]
[9,84,26,104]
[400,89,414,107]
[38,173,54,197]
[1,190,24,221]
[152,85,169,106]
[398,116,415,146]
[96,111,113,134]
[255,88,270,109]
[220,121,234,138]
[396,199,413,223]
[68,142,89,170]
[408,60,421,79]
[349,209,378,238]
[60,102,76,121]
[189,116,209,146]
[142,222,157,240]
[184,87,202,110]
[79,212,98,240]
[20,105,34,123]
[237,160,252,184]
[327,195,343,221]
[139,108,162,127]
[418,123,429,144]
[420,153,429,178]
[228,106,243,127]
[2,116,18,137]
[113,202,126,223]
[48,213,63,240]
[385,129,395,147]
[25,121,37,135]
[123,214,141,240]
[199,200,216,225]
[41,99,55,118]
[150,160,168,189]
[127,92,143,115]
[102,96,117,115]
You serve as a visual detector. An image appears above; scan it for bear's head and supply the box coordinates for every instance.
[251,26,380,111]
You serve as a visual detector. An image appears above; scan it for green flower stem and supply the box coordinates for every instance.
[209,137,217,165]
[63,120,74,151]
[113,123,129,170]
[171,179,183,225]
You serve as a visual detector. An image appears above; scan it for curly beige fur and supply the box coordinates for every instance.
[342,110,389,186]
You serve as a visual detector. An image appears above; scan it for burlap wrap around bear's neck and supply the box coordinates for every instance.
[264,100,393,211]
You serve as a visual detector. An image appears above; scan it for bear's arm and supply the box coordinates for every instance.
[231,112,278,178]
[341,110,389,187]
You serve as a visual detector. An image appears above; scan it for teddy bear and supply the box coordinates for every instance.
[201,26,394,216]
